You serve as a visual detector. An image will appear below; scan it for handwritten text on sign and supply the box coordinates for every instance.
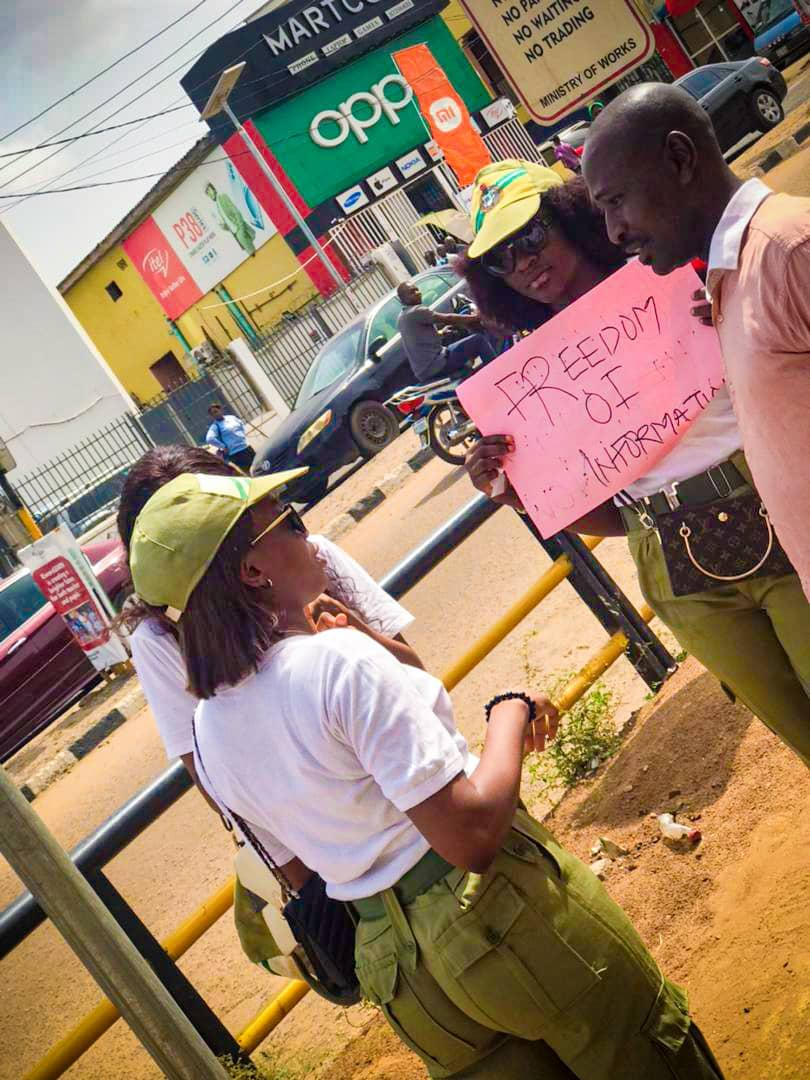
[457,261,725,537]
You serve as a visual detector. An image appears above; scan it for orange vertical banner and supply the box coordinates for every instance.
[393,44,491,188]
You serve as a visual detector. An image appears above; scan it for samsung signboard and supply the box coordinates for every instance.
[182,0,448,129]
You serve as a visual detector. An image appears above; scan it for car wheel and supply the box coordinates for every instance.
[349,401,399,458]
[751,89,784,131]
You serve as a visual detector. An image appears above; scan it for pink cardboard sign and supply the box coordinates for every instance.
[457,261,725,537]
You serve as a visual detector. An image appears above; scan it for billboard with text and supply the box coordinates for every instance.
[124,150,277,319]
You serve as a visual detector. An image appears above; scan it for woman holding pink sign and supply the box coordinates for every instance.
[461,161,810,767]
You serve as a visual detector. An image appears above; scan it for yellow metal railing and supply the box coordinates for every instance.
[26,537,657,1079]
[24,883,235,1080]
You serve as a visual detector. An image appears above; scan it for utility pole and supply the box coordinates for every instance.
[0,766,230,1080]
[200,63,355,306]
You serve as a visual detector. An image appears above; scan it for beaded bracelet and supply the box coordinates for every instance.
[484,691,536,725]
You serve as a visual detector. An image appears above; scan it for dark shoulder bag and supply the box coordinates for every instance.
[618,489,794,597]
[192,720,360,1006]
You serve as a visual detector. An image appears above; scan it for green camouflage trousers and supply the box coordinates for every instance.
[354,810,724,1079]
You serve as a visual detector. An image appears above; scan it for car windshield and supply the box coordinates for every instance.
[756,0,796,31]
[0,573,46,641]
[295,324,363,407]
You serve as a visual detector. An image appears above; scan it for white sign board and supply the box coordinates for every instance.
[18,525,129,673]
[480,97,516,128]
[152,150,276,295]
[367,166,398,195]
[458,0,654,124]
[396,149,427,177]
[336,184,370,213]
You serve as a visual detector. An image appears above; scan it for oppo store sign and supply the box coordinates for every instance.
[309,74,413,148]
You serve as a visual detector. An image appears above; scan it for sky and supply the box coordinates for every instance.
[0,0,261,285]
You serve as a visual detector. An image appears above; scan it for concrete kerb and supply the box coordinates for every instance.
[320,447,435,542]
[19,683,146,803]
[755,128,808,173]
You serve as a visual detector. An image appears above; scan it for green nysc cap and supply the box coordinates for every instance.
[130,469,308,620]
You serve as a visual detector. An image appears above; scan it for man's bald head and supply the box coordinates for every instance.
[589,83,720,163]
[583,83,737,276]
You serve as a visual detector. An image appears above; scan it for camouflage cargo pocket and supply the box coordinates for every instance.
[355,921,503,1079]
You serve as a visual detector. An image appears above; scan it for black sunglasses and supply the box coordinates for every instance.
[482,211,554,278]
[250,504,307,546]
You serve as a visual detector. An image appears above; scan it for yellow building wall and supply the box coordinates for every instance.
[64,247,190,403]
[64,230,318,402]
[180,233,317,354]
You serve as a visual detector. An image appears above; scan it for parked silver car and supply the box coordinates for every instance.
[674,57,788,152]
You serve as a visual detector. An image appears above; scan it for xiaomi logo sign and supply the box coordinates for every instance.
[428,97,462,133]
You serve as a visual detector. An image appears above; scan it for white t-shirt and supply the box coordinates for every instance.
[130,535,414,761]
[193,629,475,900]
[623,385,741,499]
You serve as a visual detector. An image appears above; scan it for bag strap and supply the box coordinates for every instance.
[191,714,299,901]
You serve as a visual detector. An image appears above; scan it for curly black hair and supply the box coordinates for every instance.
[457,175,625,333]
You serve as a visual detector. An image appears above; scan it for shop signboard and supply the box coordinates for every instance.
[457,0,654,124]
[395,148,427,177]
[18,525,129,673]
[124,150,275,318]
[182,0,447,122]
[252,17,490,206]
[367,166,398,194]
[336,184,370,212]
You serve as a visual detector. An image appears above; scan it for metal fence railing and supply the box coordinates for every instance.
[138,361,264,447]
[13,414,152,535]
[250,266,391,409]
[8,358,264,546]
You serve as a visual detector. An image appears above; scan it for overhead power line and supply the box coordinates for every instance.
[0,22,274,217]
[0,0,252,189]
[0,105,194,159]
[0,150,256,197]
[0,0,213,147]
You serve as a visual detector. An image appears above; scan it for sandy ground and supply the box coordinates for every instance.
[2,79,810,1080]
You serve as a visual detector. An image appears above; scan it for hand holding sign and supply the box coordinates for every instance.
[457,261,725,537]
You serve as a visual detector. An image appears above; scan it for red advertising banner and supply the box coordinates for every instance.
[123,216,203,319]
[19,526,129,672]
[393,44,491,188]
[32,557,111,651]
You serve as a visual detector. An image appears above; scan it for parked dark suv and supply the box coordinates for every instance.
[675,57,787,151]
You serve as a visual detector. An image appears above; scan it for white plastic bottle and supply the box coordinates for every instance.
[658,813,701,842]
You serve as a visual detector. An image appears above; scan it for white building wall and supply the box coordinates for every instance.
[0,222,134,479]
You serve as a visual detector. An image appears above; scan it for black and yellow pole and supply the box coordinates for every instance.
[0,470,42,541]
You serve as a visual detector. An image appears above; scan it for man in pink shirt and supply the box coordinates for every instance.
[582,83,810,765]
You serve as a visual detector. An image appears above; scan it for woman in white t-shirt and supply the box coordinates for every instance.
[128,467,723,1079]
[118,447,421,783]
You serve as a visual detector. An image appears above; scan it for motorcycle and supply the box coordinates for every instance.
[387,297,519,464]
[387,374,477,465]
